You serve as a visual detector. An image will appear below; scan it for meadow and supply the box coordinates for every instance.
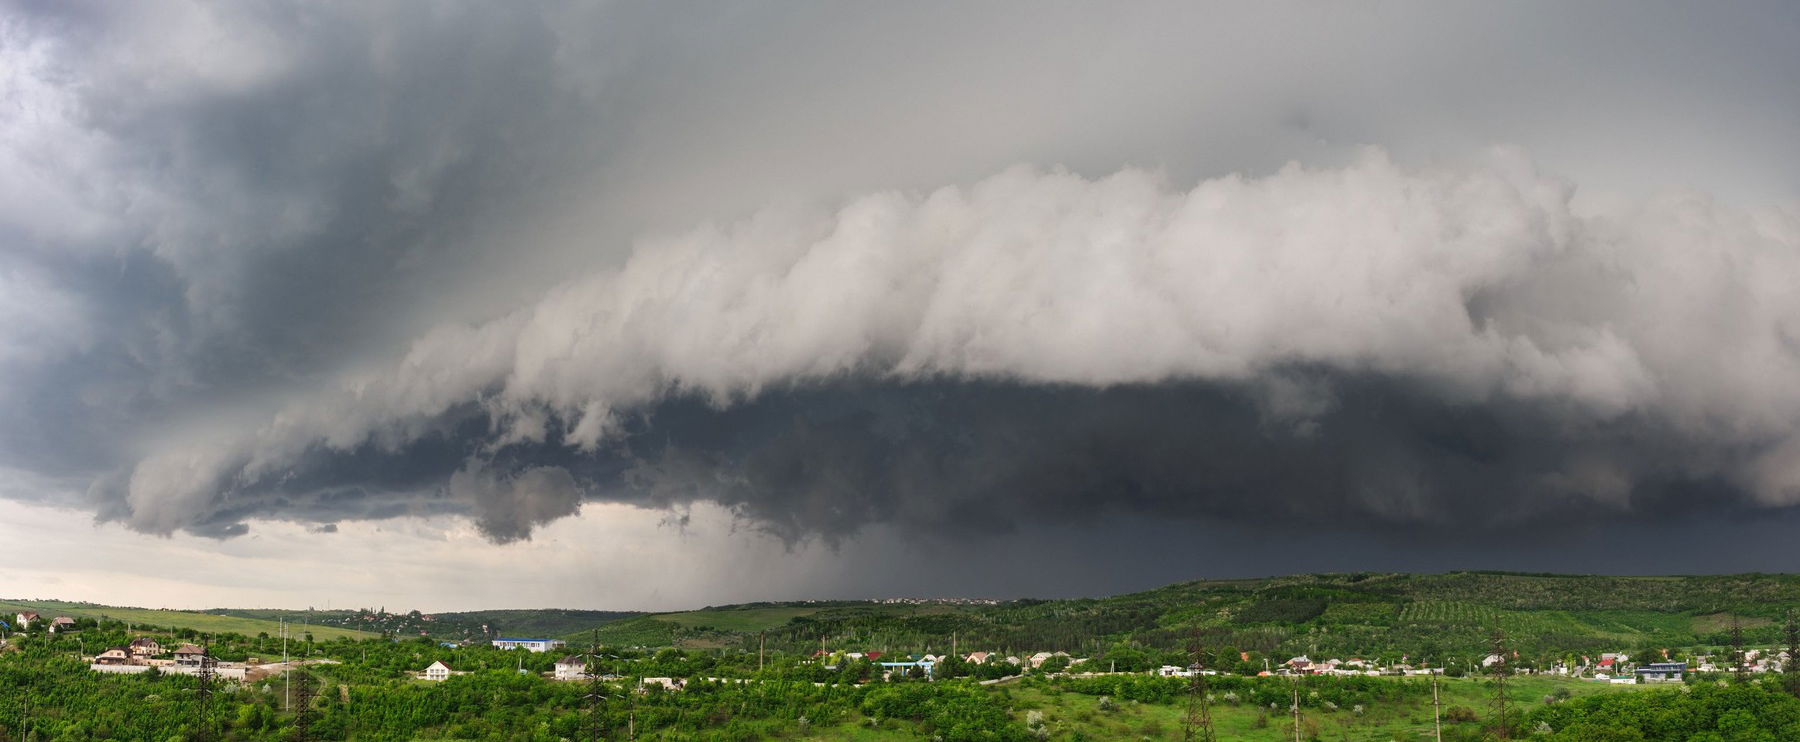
[0,599,375,642]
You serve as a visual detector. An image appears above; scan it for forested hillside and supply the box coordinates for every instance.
[577,572,1800,662]
[206,607,640,641]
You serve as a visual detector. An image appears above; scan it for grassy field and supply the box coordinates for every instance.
[0,599,376,641]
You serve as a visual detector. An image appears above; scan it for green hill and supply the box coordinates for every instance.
[566,572,1800,661]
[0,599,375,641]
[206,607,640,640]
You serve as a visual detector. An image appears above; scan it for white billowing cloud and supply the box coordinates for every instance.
[117,149,1800,535]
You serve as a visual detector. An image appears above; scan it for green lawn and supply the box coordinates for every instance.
[0,599,376,641]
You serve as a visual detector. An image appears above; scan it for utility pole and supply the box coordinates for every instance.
[1431,666,1443,742]
[758,631,766,673]
[283,616,291,711]
[1290,675,1302,742]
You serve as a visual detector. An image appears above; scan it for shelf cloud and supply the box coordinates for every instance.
[100,152,1800,542]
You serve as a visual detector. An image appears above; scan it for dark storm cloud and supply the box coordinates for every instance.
[150,375,1771,548]
[3,0,1800,568]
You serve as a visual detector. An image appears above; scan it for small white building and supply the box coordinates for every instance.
[14,612,38,630]
[491,638,566,653]
[49,617,76,633]
[424,660,455,681]
[554,655,589,681]
[641,677,683,691]
[94,647,133,665]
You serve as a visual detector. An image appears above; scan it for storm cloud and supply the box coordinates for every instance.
[102,153,1800,542]
[4,0,1800,573]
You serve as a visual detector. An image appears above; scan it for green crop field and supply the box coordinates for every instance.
[0,599,375,641]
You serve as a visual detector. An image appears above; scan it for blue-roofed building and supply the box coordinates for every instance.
[1635,662,1686,683]
[879,660,936,679]
[491,638,567,652]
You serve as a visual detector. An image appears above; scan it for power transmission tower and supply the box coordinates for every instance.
[585,630,608,741]
[194,637,217,742]
[1487,629,1511,740]
[1784,611,1800,696]
[1182,632,1215,742]
[1731,617,1747,680]
[292,672,318,741]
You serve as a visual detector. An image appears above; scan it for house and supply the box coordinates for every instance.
[1286,655,1312,671]
[172,644,207,667]
[490,638,566,653]
[49,617,76,633]
[128,638,163,657]
[424,660,455,681]
[1028,652,1055,668]
[14,612,38,630]
[965,652,991,664]
[1483,654,1507,668]
[554,655,589,681]
[94,647,133,665]
[1635,662,1686,683]
[878,660,936,679]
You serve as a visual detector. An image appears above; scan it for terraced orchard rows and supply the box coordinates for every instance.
[571,573,1800,662]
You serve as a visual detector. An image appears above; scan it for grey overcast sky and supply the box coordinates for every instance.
[2,1,1799,612]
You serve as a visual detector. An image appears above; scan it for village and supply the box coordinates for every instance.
[7,608,1789,694]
